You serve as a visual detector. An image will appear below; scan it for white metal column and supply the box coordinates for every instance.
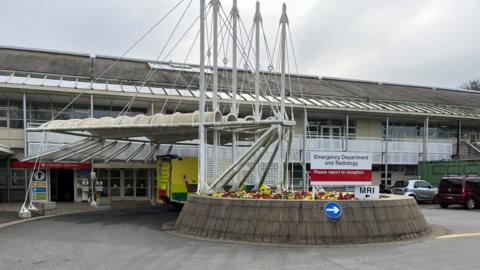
[423,117,429,161]
[198,0,207,194]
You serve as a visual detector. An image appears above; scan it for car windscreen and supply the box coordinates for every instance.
[439,178,463,189]
[393,181,409,187]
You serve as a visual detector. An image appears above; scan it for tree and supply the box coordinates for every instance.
[461,79,480,91]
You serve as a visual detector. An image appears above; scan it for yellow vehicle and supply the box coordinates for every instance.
[156,155,198,205]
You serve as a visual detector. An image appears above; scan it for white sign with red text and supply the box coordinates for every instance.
[310,152,372,186]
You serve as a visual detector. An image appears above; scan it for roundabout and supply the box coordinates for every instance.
[175,194,430,245]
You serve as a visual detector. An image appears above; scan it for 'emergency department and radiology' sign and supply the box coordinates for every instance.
[310,152,372,186]
[32,169,48,201]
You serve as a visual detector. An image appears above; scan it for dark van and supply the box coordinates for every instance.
[437,176,480,210]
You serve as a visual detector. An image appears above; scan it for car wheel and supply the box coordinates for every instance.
[440,202,449,208]
[464,197,476,210]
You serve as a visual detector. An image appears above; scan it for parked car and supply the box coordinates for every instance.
[436,176,480,210]
[392,180,438,203]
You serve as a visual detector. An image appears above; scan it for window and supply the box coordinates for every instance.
[110,170,121,197]
[0,160,6,188]
[9,101,23,128]
[97,169,109,198]
[11,169,25,188]
[135,170,148,197]
[124,170,134,196]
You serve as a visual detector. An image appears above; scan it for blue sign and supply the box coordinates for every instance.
[33,187,47,193]
[324,201,342,219]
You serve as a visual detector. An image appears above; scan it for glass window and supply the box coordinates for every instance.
[122,84,138,93]
[150,86,165,95]
[76,79,92,89]
[110,170,121,197]
[164,88,179,96]
[107,82,122,92]
[135,170,148,197]
[43,76,61,87]
[92,82,107,91]
[0,160,7,188]
[177,89,193,97]
[27,76,46,86]
[137,85,152,94]
[124,170,134,196]
[11,169,25,188]
[60,77,77,88]
[9,75,28,84]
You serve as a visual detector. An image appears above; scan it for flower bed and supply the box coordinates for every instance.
[209,191,357,200]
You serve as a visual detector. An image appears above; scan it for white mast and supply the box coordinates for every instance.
[254,1,262,187]
[280,3,288,121]
[231,0,239,117]
[231,0,239,182]
[278,3,288,191]
[198,0,206,194]
[212,0,219,111]
[254,1,261,120]
[211,0,220,182]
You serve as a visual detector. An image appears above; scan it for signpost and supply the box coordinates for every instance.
[324,201,342,219]
[32,169,48,202]
[354,185,380,200]
[310,152,372,186]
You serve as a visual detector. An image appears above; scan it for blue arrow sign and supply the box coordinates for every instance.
[324,201,342,219]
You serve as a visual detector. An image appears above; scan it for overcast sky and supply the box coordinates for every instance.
[1,0,479,88]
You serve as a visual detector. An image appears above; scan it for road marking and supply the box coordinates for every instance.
[437,232,480,239]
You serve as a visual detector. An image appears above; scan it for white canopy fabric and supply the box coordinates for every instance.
[0,144,14,157]
[29,111,291,144]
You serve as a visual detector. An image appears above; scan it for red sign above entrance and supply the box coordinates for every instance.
[11,161,92,169]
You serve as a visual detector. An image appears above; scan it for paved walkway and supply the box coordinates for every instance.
[0,201,155,226]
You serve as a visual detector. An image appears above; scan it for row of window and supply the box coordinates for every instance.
[0,99,147,128]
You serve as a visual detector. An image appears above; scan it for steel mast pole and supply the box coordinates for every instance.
[278,3,288,191]
[198,0,207,194]
[231,0,238,117]
[231,0,239,189]
[280,3,288,121]
[254,1,261,120]
[212,0,220,182]
[253,1,262,188]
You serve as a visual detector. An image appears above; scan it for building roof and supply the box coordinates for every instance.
[1,45,479,119]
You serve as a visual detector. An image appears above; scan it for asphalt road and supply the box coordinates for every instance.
[0,204,479,270]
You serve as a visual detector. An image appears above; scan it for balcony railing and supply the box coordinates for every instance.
[27,132,453,165]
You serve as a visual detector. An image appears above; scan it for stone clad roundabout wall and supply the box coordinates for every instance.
[175,195,430,245]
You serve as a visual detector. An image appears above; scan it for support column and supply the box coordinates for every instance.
[231,0,239,186]
[254,1,261,120]
[22,92,28,156]
[384,116,389,189]
[253,1,262,187]
[457,119,462,157]
[90,94,94,118]
[423,117,429,161]
[151,102,155,116]
[22,93,29,202]
[198,0,207,194]
[212,0,220,182]
[277,4,288,190]
[345,114,349,152]
[302,110,307,192]
[231,0,238,117]
[279,3,288,120]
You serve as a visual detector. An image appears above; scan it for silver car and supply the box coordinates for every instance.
[392,180,438,203]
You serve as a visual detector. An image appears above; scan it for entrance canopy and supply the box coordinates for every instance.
[0,144,14,157]
[24,111,294,163]
[28,111,289,144]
